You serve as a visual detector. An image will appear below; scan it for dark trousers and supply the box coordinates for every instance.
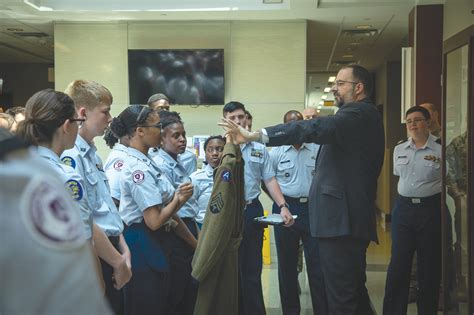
[383,194,442,315]
[167,218,199,315]
[318,236,373,315]
[100,235,124,315]
[123,223,170,315]
[272,198,328,315]
[238,199,266,315]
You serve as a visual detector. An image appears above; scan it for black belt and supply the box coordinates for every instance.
[399,193,441,205]
[284,195,309,204]
[245,198,259,205]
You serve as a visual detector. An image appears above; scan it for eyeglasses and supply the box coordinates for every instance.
[332,80,359,87]
[138,122,162,129]
[405,118,426,125]
[69,118,86,124]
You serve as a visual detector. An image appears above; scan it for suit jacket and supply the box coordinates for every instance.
[191,143,244,315]
[265,99,384,241]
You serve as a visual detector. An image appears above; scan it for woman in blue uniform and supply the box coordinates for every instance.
[103,127,130,206]
[151,110,199,315]
[16,89,132,295]
[191,135,226,229]
[111,105,194,315]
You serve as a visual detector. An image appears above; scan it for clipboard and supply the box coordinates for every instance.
[254,214,298,226]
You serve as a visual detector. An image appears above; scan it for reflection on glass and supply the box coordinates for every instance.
[445,44,469,313]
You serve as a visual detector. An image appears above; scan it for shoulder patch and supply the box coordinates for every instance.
[65,179,84,201]
[132,170,145,184]
[397,138,409,145]
[209,192,224,214]
[221,169,232,182]
[113,160,124,171]
[61,156,76,168]
[21,176,85,249]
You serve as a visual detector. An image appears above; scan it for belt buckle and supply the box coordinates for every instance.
[299,197,308,203]
[411,198,421,204]
[246,200,253,205]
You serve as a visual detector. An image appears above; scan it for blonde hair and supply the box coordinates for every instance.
[64,80,113,110]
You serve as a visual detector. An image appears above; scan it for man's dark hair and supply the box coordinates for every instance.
[345,65,373,99]
[283,110,303,123]
[204,135,226,151]
[223,101,246,115]
[147,93,170,107]
[406,106,431,120]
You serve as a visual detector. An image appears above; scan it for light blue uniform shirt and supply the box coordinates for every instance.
[37,146,93,239]
[241,141,275,202]
[104,143,128,201]
[119,147,175,226]
[188,163,214,224]
[152,149,195,218]
[394,134,442,198]
[61,135,124,236]
[269,143,320,198]
[148,147,197,176]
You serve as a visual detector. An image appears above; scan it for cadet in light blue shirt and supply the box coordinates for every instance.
[103,127,130,204]
[111,105,194,314]
[384,106,443,314]
[15,89,93,240]
[188,136,226,227]
[152,110,199,314]
[61,80,131,314]
[222,101,294,314]
[268,110,327,315]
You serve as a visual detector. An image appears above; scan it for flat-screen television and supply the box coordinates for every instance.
[128,49,224,105]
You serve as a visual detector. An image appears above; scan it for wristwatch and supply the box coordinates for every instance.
[278,202,290,210]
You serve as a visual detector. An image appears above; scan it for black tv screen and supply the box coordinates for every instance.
[128,49,224,105]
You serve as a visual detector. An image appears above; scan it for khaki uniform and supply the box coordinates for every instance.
[191,143,245,315]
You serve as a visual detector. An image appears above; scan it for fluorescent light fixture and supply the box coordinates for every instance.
[321,95,327,100]
[323,87,331,93]
[24,0,53,11]
[147,7,232,12]
[328,76,336,83]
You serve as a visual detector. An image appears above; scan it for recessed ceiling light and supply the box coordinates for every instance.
[323,87,331,93]
[355,25,372,30]
[328,76,336,83]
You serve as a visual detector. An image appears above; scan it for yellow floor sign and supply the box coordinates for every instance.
[262,210,271,265]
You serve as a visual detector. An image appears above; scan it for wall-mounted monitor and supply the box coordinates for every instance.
[128,49,224,105]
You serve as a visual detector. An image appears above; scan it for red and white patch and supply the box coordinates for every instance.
[21,176,85,249]
[132,170,145,184]
[113,160,124,171]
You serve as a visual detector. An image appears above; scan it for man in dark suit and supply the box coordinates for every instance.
[220,65,385,314]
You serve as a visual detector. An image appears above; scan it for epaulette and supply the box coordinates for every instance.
[397,138,409,145]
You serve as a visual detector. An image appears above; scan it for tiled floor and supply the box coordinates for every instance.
[260,222,443,314]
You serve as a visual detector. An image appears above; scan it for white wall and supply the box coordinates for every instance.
[443,0,474,40]
[54,21,306,158]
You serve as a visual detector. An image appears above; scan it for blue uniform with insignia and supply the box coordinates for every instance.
[149,147,197,178]
[119,147,175,314]
[189,163,215,226]
[61,135,125,314]
[383,134,444,314]
[104,143,128,202]
[37,146,93,239]
[269,143,328,314]
[151,148,199,314]
[0,149,111,315]
[239,141,275,314]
